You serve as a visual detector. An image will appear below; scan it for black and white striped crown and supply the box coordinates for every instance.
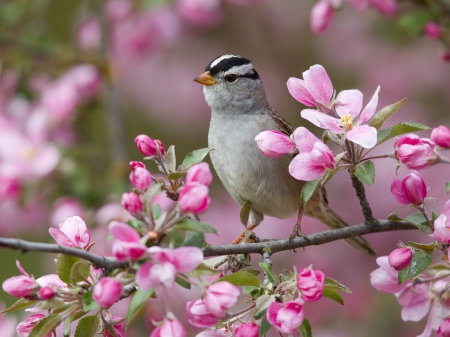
[205,54,260,80]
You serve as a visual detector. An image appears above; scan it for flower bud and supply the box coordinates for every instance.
[297,268,325,302]
[390,171,427,206]
[17,314,51,337]
[135,135,158,156]
[186,299,219,328]
[266,298,304,334]
[388,248,413,270]
[109,221,147,261]
[39,286,55,300]
[103,316,126,337]
[255,130,296,158]
[155,139,165,156]
[235,322,259,337]
[129,167,152,191]
[2,275,35,298]
[310,0,334,34]
[129,161,146,170]
[178,183,210,213]
[151,317,186,337]
[93,277,123,307]
[437,318,450,337]
[204,281,240,317]
[121,192,143,214]
[424,22,441,40]
[185,163,213,186]
[395,134,435,169]
[431,125,450,149]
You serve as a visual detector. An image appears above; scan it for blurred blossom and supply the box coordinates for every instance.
[50,196,85,228]
[49,216,91,249]
[39,286,55,300]
[0,176,20,201]
[17,314,51,337]
[432,200,450,243]
[431,125,450,148]
[95,202,133,227]
[370,0,398,17]
[63,65,102,99]
[109,221,147,261]
[204,281,240,317]
[35,274,66,289]
[226,0,263,5]
[41,80,80,123]
[176,0,223,28]
[103,316,126,337]
[388,248,413,270]
[151,317,185,337]
[76,17,102,51]
[129,166,152,191]
[28,73,51,94]
[0,302,16,337]
[106,0,133,22]
[424,22,441,41]
[186,299,219,328]
[310,0,334,34]
[234,322,259,337]
[2,265,35,298]
[255,130,295,158]
[395,134,436,169]
[390,171,427,206]
[178,182,211,213]
[185,162,213,186]
[297,267,325,301]
[437,319,450,337]
[93,277,123,307]
[266,298,305,334]
[130,161,145,169]
[0,69,18,109]
[121,192,143,214]
[195,330,228,337]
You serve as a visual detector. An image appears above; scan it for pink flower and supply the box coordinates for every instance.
[301,86,380,148]
[395,134,436,169]
[235,322,259,337]
[424,22,441,40]
[204,281,240,317]
[130,161,146,170]
[49,216,91,249]
[390,171,427,206]
[371,0,398,17]
[431,125,450,148]
[135,134,161,157]
[105,0,132,22]
[432,200,450,243]
[437,319,450,337]
[0,176,20,201]
[76,18,102,51]
[50,196,85,228]
[370,256,406,294]
[0,302,16,337]
[41,80,80,123]
[109,221,147,261]
[266,298,304,334]
[254,130,296,158]
[287,65,334,110]
[2,267,35,297]
[121,192,143,214]
[310,0,334,34]
[388,248,413,271]
[195,330,228,337]
[129,166,152,191]
[16,314,52,337]
[297,267,325,302]
[176,0,222,28]
[39,286,55,300]
[151,317,185,337]
[63,65,102,100]
[185,163,213,186]
[178,183,210,213]
[288,127,335,181]
[93,277,123,307]
[186,300,219,328]
[103,316,126,337]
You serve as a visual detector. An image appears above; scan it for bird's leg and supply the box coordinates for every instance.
[231,223,260,244]
[288,206,308,242]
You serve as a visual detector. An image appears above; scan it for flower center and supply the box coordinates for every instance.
[340,114,353,131]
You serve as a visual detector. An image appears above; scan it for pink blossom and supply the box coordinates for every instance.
[371,0,398,17]
[130,161,146,170]
[109,221,147,261]
[388,248,413,270]
[35,274,66,289]
[76,17,102,51]
[0,176,20,201]
[185,162,213,186]
[41,80,80,123]
[63,65,102,99]
[95,202,133,227]
[235,322,259,337]
[2,275,35,298]
[121,192,143,214]
[16,314,52,337]
[437,319,450,337]
[176,0,222,28]
[186,300,219,328]
[310,0,334,34]
[297,267,325,302]
[395,134,436,169]
[431,125,450,148]
[204,281,240,317]
[370,256,407,294]
[135,134,159,156]
[50,196,85,228]
[254,130,296,158]
[93,277,123,307]
[0,302,16,337]
[103,316,126,337]
[266,298,305,334]
[301,86,380,148]
[49,216,91,249]
[195,330,228,337]
[39,286,55,300]
[288,127,335,181]
[136,261,177,289]
[151,317,185,337]
[287,64,333,110]
[105,0,133,22]
[178,182,210,213]
[390,171,427,206]
[432,200,450,243]
[129,166,152,191]
[424,22,441,40]
[226,0,262,5]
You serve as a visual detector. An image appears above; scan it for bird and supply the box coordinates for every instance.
[194,54,376,256]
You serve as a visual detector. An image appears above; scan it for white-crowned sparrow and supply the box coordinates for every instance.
[194,54,375,256]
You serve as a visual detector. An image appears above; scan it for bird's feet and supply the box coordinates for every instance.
[288,222,309,252]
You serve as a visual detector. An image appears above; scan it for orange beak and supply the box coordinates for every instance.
[194,71,216,86]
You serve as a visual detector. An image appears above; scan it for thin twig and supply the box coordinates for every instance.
[349,170,377,225]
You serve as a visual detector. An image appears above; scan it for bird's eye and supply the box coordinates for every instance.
[225,74,237,83]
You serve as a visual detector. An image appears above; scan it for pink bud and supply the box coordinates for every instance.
[185,163,213,186]
[109,221,147,261]
[155,140,165,156]
[388,248,413,271]
[0,176,20,201]
[254,130,296,158]
[431,125,450,148]
[424,22,441,40]
[395,134,435,169]
[297,268,325,302]
[50,196,85,228]
[93,277,123,307]
[438,318,450,337]
[130,161,146,170]
[204,281,240,317]
[235,323,259,337]
[391,171,427,206]
[178,183,210,213]
[186,300,219,327]
[49,216,91,249]
[266,298,304,334]
[103,316,126,337]
[39,286,55,300]
[176,0,223,28]
[76,18,102,51]
[152,318,186,337]
[121,192,143,214]
[371,0,398,17]
[2,275,35,298]
[129,167,152,191]
[135,134,158,156]
[17,314,52,337]
[310,0,334,34]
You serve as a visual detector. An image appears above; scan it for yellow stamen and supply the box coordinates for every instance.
[340,114,353,131]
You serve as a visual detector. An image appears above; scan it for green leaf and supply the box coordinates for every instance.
[369,99,407,130]
[254,294,275,320]
[173,220,217,235]
[354,160,375,186]
[240,201,252,227]
[181,230,205,248]
[398,250,432,284]
[167,172,186,180]
[151,204,162,219]
[243,286,262,298]
[376,122,429,146]
[1,298,38,313]
[180,147,213,170]
[74,315,99,337]
[126,288,154,329]
[241,267,260,276]
[165,145,176,172]
[259,263,276,284]
[82,290,99,312]
[407,241,435,256]
[202,256,226,270]
[259,317,272,336]
[175,275,191,289]
[446,182,450,193]
[218,271,260,286]
[301,178,321,206]
[322,288,344,305]
[127,219,146,231]
[405,212,431,233]
[57,253,82,284]
[189,263,217,277]
[324,277,352,293]
[63,317,71,337]
[397,11,432,35]
[387,212,403,221]
[432,211,439,223]
[298,317,312,337]
[29,314,60,337]
[70,260,90,284]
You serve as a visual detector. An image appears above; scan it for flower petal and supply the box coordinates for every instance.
[109,221,140,243]
[335,90,363,118]
[301,109,342,134]
[346,125,377,148]
[293,127,319,152]
[289,153,326,181]
[359,86,380,124]
[287,78,315,107]
[302,65,333,105]
[169,247,204,273]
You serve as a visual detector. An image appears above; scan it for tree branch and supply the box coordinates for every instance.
[349,171,376,225]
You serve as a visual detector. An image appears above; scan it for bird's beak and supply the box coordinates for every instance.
[194,71,215,86]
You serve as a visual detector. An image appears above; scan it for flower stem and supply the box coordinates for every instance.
[349,170,377,226]
[418,207,434,231]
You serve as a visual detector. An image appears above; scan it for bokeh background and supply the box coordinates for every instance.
[1,0,450,336]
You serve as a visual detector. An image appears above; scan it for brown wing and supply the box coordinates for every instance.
[267,105,294,136]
